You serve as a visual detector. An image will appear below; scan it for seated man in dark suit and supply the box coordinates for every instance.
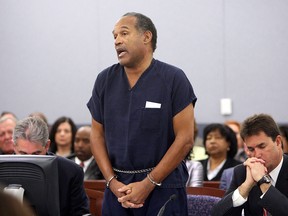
[12,117,90,216]
[69,126,103,180]
[212,113,288,216]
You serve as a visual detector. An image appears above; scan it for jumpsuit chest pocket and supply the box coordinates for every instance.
[141,108,161,130]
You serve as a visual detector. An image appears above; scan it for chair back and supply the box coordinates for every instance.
[84,180,106,215]
[187,194,220,216]
[84,180,106,192]
[85,188,104,216]
[203,181,220,188]
[186,186,225,197]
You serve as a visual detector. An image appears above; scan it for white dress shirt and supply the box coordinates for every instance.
[75,156,93,173]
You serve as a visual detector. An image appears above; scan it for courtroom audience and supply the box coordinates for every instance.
[185,119,204,186]
[0,116,17,154]
[199,123,241,181]
[185,153,204,187]
[225,120,247,162]
[49,116,77,157]
[13,116,90,215]
[192,119,208,161]
[29,111,49,126]
[68,126,104,180]
[219,167,234,190]
[279,125,288,154]
[1,111,18,120]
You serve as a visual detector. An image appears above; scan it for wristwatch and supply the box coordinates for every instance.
[257,174,271,187]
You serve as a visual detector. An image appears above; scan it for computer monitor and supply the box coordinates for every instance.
[0,155,60,216]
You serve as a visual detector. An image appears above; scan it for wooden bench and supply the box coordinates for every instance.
[203,181,221,188]
[84,180,106,191]
[186,186,225,198]
[84,180,106,216]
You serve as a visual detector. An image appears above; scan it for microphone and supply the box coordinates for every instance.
[157,194,177,216]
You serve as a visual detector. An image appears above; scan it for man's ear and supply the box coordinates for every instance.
[244,143,250,157]
[143,30,152,44]
[276,135,283,148]
[45,140,51,151]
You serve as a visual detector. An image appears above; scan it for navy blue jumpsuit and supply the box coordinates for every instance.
[87,59,197,216]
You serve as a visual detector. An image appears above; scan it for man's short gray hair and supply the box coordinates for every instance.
[0,116,17,125]
[13,117,49,147]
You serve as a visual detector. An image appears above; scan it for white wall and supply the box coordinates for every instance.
[1,0,288,125]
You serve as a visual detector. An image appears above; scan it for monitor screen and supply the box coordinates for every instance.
[0,155,60,216]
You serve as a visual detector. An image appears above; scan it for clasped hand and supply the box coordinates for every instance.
[110,178,154,209]
[243,157,267,184]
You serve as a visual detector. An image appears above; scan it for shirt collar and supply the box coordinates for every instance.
[75,156,93,170]
[207,158,227,180]
[269,156,283,185]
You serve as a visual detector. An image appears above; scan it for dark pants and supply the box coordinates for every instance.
[102,187,188,216]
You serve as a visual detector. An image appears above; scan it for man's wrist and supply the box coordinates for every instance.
[239,181,254,198]
[147,173,162,187]
[232,188,248,207]
[257,174,271,187]
[106,175,118,188]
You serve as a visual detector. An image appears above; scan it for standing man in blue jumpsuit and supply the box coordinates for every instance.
[87,12,197,216]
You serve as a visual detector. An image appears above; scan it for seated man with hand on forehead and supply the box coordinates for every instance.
[12,116,90,216]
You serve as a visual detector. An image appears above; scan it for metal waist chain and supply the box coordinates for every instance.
[113,167,154,174]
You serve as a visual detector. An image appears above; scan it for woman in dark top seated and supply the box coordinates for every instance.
[199,123,241,181]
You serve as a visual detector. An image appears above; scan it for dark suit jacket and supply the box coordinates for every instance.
[69,156,104,180]
[48,152,90,216]
[212,154,288,216]
[200,157,241,181]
